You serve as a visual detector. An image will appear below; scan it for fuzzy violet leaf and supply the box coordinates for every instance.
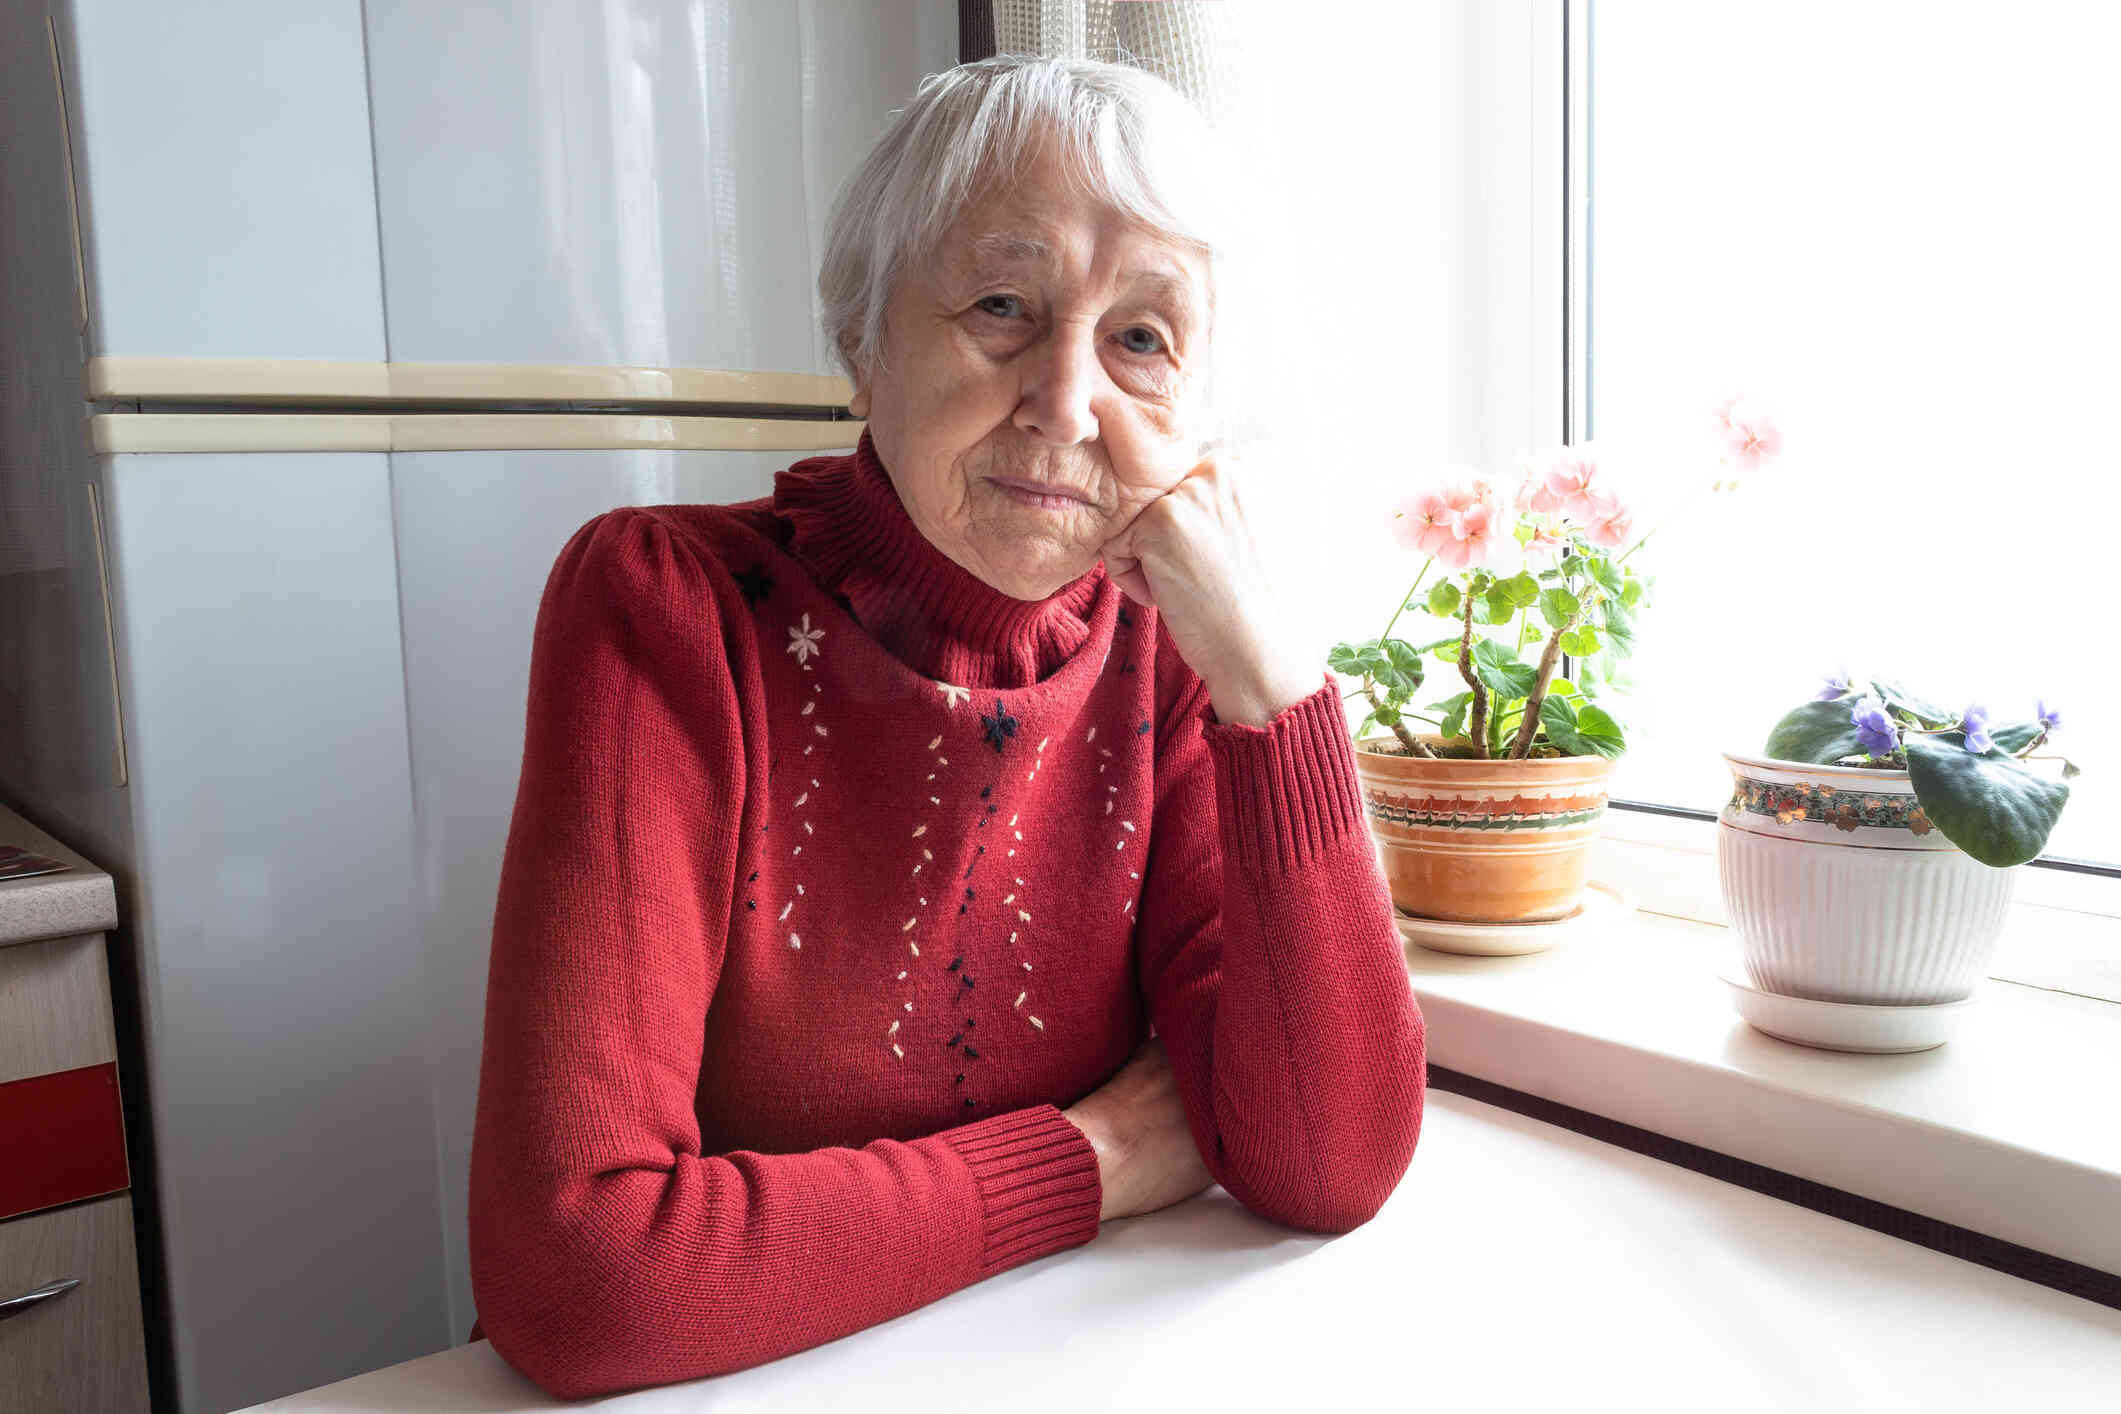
[1902,735,2070,868]
[1868,678,1951,729]
[1764,698,1870,764]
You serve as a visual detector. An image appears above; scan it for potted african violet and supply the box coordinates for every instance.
[1721,677,2075,1005]
[1331,399,1782,927]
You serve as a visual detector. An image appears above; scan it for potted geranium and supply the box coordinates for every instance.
[1331,398,1781,927]
[1720,678,2075,1010]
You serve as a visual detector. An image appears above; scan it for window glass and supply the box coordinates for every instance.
[1587,3,2116,864]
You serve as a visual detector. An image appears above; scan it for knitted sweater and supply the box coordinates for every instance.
[466,431,1427,1399]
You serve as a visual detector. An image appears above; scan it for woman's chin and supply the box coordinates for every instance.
[967,527,1101,601]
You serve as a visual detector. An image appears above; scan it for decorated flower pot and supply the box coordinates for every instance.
[1354,736,1618,923]
[1717,752,2017,1005]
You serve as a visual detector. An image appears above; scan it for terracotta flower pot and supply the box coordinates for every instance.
[1353,735,1619,923]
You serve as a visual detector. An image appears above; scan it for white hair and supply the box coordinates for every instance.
[818,54,1253,441]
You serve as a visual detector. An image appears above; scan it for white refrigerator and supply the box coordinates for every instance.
[0,2,956,1409]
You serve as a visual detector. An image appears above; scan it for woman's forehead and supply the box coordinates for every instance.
[936,219,1208,301]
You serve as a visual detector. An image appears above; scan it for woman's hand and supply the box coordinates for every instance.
[1061,1035,1217,1222]
[1098,449,1320,726]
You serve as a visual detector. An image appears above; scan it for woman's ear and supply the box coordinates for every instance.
[848,380,871,419]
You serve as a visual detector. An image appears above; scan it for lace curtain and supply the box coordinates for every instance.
[982,0,1241,127]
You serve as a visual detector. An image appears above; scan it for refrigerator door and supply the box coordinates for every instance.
[361,0,957,378]
[96,450,439,1414]
[391,443,853,1343]
[61,0,387,363]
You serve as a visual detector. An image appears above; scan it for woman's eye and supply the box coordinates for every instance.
[976,294,1024,319]
[1118,326,1166,355]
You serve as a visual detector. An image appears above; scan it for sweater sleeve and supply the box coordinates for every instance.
[1134,632,1427,1233]
[467,509,1102,1401]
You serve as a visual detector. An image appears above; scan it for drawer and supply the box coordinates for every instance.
[0,1194,150,1413]
[0,933,118,1084]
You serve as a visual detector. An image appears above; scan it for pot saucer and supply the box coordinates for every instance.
[1718,965,1978,1053]
[1394,880,1634,957]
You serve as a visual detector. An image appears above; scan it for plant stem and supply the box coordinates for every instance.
[1378,558,1435,645]
[1509,606,1582,758]
[1363,682,1435,756]
[1457,585,1489,758]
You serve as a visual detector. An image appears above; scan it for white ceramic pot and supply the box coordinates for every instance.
[1717,752,2017,1005]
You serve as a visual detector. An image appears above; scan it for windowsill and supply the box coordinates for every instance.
[1400,809,2121,1279]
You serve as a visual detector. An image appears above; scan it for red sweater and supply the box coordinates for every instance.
[466,432,1426,1399]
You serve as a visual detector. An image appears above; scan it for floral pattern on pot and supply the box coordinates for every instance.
[1729,777,1933,836]
[1366,789,1607,833]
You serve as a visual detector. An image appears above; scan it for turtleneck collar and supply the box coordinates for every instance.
[771,429,1107,689]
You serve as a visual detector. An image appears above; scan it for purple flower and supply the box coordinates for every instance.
[1850,697,1899,757]
[2036,699,2062,732]
[1958,703,1993,754]
[1815,670,1853,701]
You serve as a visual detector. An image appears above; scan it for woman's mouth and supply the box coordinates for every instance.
[992,478,1089,511]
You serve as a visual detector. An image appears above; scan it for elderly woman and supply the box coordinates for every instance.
[465,55,1425,1399]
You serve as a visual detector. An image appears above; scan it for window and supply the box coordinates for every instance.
[1580,2,2116,868]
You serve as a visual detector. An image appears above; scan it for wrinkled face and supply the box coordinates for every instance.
[849,143,1214,600]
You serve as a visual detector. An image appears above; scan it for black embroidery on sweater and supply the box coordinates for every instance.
[981,699,1019,752]
[946,1032,962,1048]
[964,1045,980,1060]
[733,563,774,606]
[1138,720,1153,735]
[1117,604,1132,627]
[745,899,755,910]
[954,1072,965,1085]
[980,784,992,799]
[946,955,963,972]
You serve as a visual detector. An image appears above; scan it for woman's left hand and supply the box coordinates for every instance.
[1100,448,1321,726]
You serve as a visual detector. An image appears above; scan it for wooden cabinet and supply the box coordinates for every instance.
[0,805,150,1412]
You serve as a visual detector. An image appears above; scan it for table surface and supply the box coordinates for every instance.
[239,1089,2121,1413]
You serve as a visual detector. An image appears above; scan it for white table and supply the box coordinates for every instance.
[240,1090,2121,1412]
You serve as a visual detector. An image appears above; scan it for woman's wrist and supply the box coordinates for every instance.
[1060,1104,1119,1221]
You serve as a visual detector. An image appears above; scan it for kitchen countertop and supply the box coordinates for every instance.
[0,800,116,948]
[240,1088,2121,1413]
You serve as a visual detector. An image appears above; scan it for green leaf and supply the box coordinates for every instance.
[1586,557,1625,597]
[1433,691,1472,742]
[1496,571,1542,608]
[1469,639,1539,700]
[1374,703,1402,726]
[1574,703,1628,756]
[1549,676,1584,701]
[1539,587,1580,631]
[1327,641,1367,675]
[1903,735,2070,868]
[1988,721,2044,754]
[1381,638,1427,692]
[1559,625,1601,657]
[1600,593,1636,658]
[1483,594,1515,626]
[1540,695,1588,756]
[1355,710,1378,740]
[1870,679,1951,729]
[1620,573,1645,609]
[1426,580,1461,617]
[1764,698,1867,764]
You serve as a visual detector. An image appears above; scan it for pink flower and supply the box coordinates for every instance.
[1717,397,1782,476]
[1392,486,1459,557]
[1437,501,1524,575]
[1583,490,1634,551]
[1543,450,1602,522]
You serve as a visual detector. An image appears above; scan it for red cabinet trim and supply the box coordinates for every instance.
[0,1061,129,1221]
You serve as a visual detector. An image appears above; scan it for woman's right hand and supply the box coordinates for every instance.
[1061,1034,1217,1222]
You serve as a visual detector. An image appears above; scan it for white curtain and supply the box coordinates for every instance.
[988,0,1240,127]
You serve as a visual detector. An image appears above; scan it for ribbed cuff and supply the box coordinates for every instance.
[1201,673,1368,874]
[942,1103,1103,1276]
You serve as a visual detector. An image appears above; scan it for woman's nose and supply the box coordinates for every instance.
[1012,323,1102,446]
